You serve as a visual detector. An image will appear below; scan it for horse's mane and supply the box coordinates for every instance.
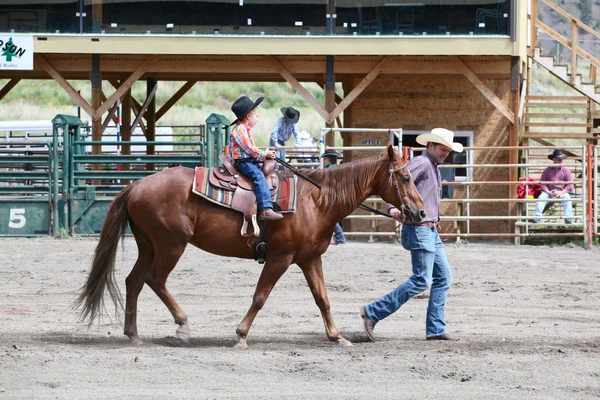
[296,154,382,211]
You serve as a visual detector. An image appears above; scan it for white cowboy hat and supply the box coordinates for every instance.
[299,131,312,140]
[416,128,463,153]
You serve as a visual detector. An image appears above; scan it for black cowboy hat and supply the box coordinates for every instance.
[321,150,343,159]
[548,149,567,160]
[231,95,264,126]
[280,107,300,124]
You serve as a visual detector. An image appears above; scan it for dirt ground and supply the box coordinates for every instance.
[1,237,599,399]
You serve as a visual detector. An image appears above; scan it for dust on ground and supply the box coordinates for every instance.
[1,238,599,399]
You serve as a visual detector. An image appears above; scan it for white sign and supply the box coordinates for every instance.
[0,35,33,70]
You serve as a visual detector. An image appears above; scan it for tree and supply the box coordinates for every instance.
[1,37,17,62]
[580,0,593,26]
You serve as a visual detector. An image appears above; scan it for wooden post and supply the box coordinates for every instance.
[341,77,353,162]
[508,57,520,235]
[91,54,102,186]
[530,0,539,54]
[325,55,335,148]
[121,88,132,185]
[92,0,102,33]
[146,77,156,171]
[586,143,594,248]
[570,20,578,85]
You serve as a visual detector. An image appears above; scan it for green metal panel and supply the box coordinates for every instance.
[205,113,230,168]
[0,199,51,236]
[52,114,85,126]
[71,195,109,235]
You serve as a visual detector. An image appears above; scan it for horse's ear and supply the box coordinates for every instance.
[386,142,395,161]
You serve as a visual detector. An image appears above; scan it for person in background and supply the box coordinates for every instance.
[533,149,574,224]
[322,150,346,245]
[270,107,301,161]
[297,131,318,164]
[360,128,463,342]
[230,95,283,221]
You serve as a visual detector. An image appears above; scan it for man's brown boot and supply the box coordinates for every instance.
[259,208,284,220]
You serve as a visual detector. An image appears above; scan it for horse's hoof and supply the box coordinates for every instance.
[234,338,248,349]
[176,325,191,343]
[336,338,353,347]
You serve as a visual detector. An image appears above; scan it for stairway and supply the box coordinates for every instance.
[530,47,600,105]
[522,95,597,141]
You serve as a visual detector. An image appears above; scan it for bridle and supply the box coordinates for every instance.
[387,160,412,217]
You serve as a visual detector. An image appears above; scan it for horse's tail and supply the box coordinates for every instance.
[76,180,140,325]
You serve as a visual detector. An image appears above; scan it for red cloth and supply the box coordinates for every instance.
[517,177,541,199]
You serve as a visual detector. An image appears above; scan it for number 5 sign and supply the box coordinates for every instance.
[8,208,26,229]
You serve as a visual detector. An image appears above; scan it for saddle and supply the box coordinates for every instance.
[207,154,279,237]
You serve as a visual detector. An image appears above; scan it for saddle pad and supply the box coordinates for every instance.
[192,167,297,213]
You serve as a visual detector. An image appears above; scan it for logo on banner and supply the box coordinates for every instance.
[0,36,33,70]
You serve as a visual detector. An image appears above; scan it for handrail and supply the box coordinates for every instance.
[517,78,527,125]
[539,0,600,43]
[532,0,600,94]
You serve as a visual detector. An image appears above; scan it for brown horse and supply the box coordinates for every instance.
[76,144,425,347]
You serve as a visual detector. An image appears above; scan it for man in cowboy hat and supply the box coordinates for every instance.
[321,150,346,244]
[533,149,574,224]
[229,95,283,220]
[270,107,301,161]
[360,128,462,342]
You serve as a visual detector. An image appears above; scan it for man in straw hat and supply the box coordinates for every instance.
[533,149,574,224]
[360,128,463,341]
[270,107,301,160]
[230,95,283,220]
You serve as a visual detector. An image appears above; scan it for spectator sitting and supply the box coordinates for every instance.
[322,150,346,245]
[533,149,574,224]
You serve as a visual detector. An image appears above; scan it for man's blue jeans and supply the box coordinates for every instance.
[534,191,573,222]
[234,159,273,212]
[333,222,346,244]
[364,225,453,337]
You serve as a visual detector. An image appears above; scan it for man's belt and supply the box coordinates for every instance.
[405,221,437,229]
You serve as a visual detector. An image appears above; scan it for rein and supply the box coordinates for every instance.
[274,157,409,219]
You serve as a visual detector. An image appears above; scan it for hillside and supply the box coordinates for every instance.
[0,80,332,146]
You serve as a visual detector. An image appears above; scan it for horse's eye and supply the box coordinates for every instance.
[403,176,410,184]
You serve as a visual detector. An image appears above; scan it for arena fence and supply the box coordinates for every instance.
[0,116,205,236]
[1,121,598,246]
[430,145,588,245]
[0,141,55,236]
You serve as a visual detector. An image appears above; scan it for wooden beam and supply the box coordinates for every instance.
[99,91,121,126]
[156,80,196,121]
[131,82,158,135]
[270,56,329,121]
[100,101,119,135]
[329,56,392,123]
[131,100,147,135]
[0,78,20,101]
[37,55,95,117]
[335,112,343,129]
[108,78,146,134]
[528,137,581,158]
[94,55,158,120]
[315,80,344,104]
[452,56,515,125]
